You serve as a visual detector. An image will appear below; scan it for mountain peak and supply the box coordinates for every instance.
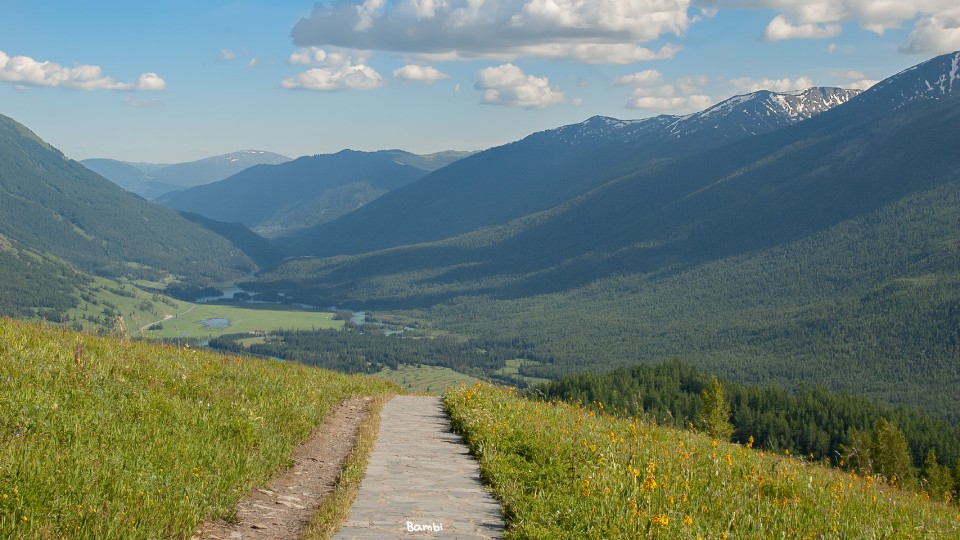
[853,50,960,110]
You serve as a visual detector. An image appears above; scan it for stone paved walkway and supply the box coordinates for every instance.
[332,396,504,539]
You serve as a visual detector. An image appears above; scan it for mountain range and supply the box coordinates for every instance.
[248,51,960,420]
[160,149,470,238]
[81,150,291,199]
[282,87,860,257]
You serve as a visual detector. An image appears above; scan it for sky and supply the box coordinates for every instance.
[1,1,958,163]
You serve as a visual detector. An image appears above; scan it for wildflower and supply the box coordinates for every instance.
[683,514,693,526]
[650,514,669,527]
[746,436,754,449]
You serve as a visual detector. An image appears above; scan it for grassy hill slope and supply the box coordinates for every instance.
[445,383,960,539]
[0,318,395,539]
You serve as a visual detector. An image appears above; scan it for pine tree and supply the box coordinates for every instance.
[698,377,734,441]
[870,418,914,486]
[921,449,953,502]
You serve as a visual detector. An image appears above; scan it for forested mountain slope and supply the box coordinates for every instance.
[285,88,858,257]
[162,149,463,238]
[0,114,255,284]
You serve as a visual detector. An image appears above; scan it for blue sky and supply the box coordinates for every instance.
[1,1,958,162]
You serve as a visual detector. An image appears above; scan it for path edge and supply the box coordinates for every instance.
[301,393,391,540]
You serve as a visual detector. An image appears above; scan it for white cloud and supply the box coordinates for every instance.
[393,64,450,83]
[291,0,693,63]
[729,75,815,93]
[900,8,960,54]
[289,47,330,65]
[0,50,164,92]
[698,0,960,51]
[826,42,838,53]
[621,73,712,112]
[136,73,167,91]
[283,48,382,91]
[844,79,879,90]
[248,58,259,68]
[763,15,841,40]
[614,69,662,86]
[474,63,564,108]
[572,97,584,106]
[217,48,238,62]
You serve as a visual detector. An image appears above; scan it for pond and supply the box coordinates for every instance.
[198,318,230,329]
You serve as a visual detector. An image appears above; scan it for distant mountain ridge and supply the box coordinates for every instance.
[0,113,256,285]
[285,86,860,257]
[161,149,468,238]
[81,150,291,199]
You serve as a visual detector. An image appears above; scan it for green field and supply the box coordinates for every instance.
[139,302,343,340]
[374,364,485,394]
[62,278,343,340]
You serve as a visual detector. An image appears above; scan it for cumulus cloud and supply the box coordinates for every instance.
[136,73,167,91]
[474,63,564,108]
[829,70,878,90]
[617,70,712,112]
[282,49,383,91]
[900,8,960,54]
[698,0,959,52]
[291,0,692,64]
[0,50,165,91]
[614,69,663,86]
[729,75,815,93]
[763,15,841,40]
[393,64,450,83]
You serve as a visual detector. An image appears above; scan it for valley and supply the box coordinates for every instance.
[2,45,960,537]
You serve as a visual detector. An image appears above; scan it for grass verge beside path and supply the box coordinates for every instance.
[0,318,396,539]
[302,394,391,539]
[445,383,960,539]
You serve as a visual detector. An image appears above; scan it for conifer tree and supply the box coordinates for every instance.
[698,377,734,441]
[921,449,953,502]
[870,418,914,486]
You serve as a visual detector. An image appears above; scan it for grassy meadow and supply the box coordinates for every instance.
[139,302,343,340]
[374,363,485,394]
[62,277,342,340]
[445,383,960,539]
[0,318,396,539]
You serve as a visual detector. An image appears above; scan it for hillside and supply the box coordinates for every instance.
[161,149,464,238]
[0,114,255,285]
[247,52,960,420]
[445,383,960,538]
[285,88,859,257]
[83,151,292,199]
[0,317,395,539]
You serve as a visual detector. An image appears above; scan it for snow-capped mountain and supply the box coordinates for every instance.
[550,87,860,147]
[849,50,960,110]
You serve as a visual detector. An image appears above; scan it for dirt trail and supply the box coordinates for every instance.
[193,397,370,540]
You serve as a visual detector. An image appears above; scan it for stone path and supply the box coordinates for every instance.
[333,396,505,539]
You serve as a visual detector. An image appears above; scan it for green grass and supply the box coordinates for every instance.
[62,277,342,340]
[374,364,485,394]
[140,302,343,340]
[493,359,551,387]
[445,383,960,539]
[0,318,396,539]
